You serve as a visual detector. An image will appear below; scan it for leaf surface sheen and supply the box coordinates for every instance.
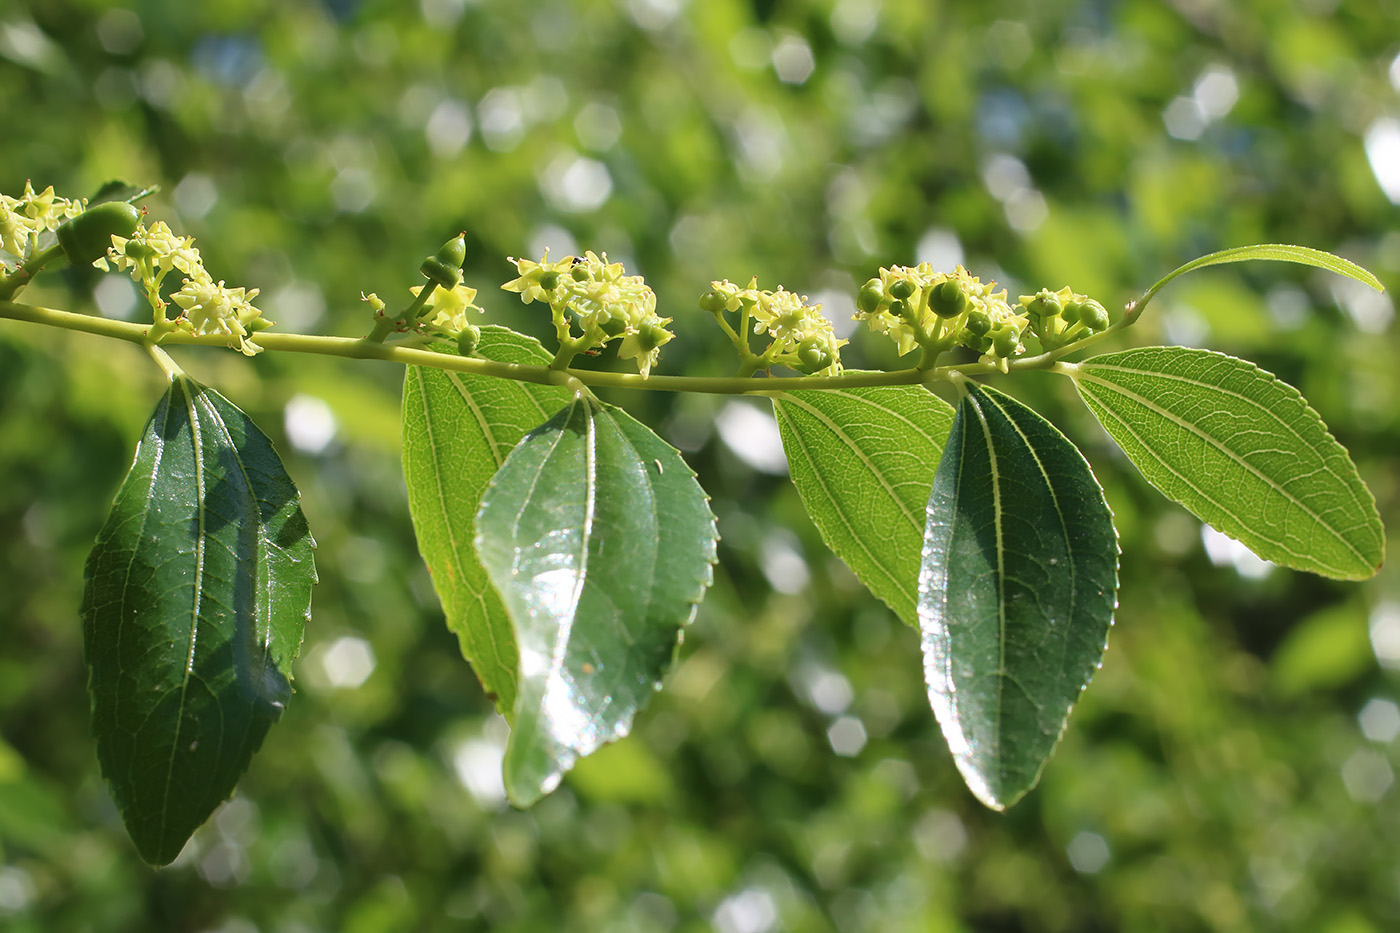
[772,382,955,627]
[1070,346,1384,580]
[477,394,717,806]
[81,375,315,866]
[919,382,1117,811]
[402,326,572,714]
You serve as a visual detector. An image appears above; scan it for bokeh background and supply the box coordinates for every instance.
[3,0,1400,930]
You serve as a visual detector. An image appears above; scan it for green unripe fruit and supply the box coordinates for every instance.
[420,234,466,289]
[796,338,834,373]
[56,201,141,266]
[419,259,459,290]
[698,289,728,313]
[889,298,911,321]
[992,330,1018,358]
[457,323,481,356]
[599,314,629,337]
[929,279,968,318]
[571,264,591,282]
[434,233,467,269]
[1060,301,1082,324]
[965,309,992,336]
[538,271,559,291]
[1079,299,1110,331]
[856,278,884,314]
[1028,290,1061,319]
[888,278,915,301]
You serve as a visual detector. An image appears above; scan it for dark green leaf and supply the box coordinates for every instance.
[477,394,717,806]
[402,327,572,715]
[81,375,315,865]
[920,382,1118,811]
[1067,347,1384,580]
[772,383,955,627]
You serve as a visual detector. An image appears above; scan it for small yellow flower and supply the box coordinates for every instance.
[409,282,482,333]
[170,276,269,356]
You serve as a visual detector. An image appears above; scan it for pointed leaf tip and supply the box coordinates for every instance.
[919,382,1118,810]
[82,376,315,864]
[1071,347,1384,581]
[477,395,717,805]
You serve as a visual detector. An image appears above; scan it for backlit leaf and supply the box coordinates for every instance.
[772,383,955,627]
[1067,347,1384,580]
[402,327,572,714]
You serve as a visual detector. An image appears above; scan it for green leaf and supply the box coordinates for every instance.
[477,394,717,806]
[401,327,572,715]
[920,382,1118,811]
[1138,244,1383,312]
[81,375,315,865]
[1067,347,1384,580]
[772,383,955,628]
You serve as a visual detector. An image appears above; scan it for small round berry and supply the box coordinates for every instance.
[1060,301,1083,324]
[571,264,591,282]
[1079,300,1110,331]
[796,338,834,373]
[698,289,728,313]
[856,278,884,314]
[538,271,560,291]
[992,330,1019,358]
[929,279,968,318]
[965,309,992,336]
[888,278,915,301]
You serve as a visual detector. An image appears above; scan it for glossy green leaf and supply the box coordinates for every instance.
[402,327,572,715]
[81,375,315,865]
[477,394,717,806]
[772,383,955,628]
[1067,347,1384,580]
[920,382,1118,811]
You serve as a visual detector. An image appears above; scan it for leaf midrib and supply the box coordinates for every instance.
[1072,368,1363,573]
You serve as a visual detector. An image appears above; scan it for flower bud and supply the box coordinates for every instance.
[457,323,482,356]
[56,201,141,266]
[571,263,591,282]
[965,309,992,336]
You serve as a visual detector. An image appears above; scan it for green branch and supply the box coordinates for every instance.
[1,298,1094,395]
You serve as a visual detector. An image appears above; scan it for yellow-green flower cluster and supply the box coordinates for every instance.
[1018,286,1111,351]
[97,221,271,356]
[855,263,1027,365]
[503,250,674,377]
[0,182,86,262]
[700,277,846,375]
[407,282,484,334]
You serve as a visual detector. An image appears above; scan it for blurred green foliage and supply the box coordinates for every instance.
[2,0,1399,929]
